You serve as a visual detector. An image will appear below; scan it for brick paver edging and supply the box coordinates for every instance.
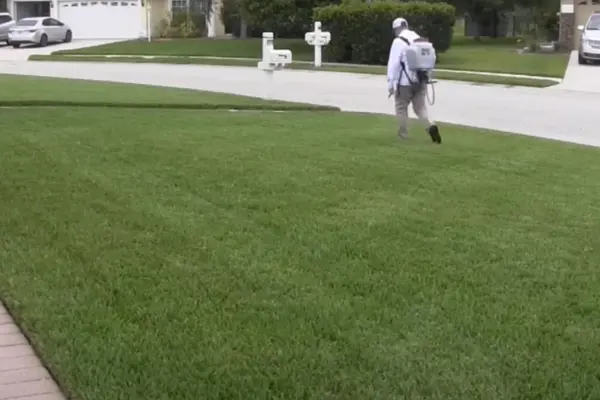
[0,302,66,400]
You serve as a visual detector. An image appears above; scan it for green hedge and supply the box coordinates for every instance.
[239,0,343,38]
[313,2,455,65]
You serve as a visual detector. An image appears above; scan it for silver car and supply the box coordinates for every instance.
[0,12,15,44]
[8,17,72,48]
[578,13,600,64]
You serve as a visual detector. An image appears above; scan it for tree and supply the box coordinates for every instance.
[446,0,557,40]
[220,0,252,37]
[445,0,516,38]
[516,0,559,41]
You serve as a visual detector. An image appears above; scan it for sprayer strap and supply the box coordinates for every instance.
[400,62,413,86]
[398,36,413,84]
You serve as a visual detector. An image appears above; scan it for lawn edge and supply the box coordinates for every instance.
[0,99,341,112]
[28,55,560,88]
[0,298,73,399]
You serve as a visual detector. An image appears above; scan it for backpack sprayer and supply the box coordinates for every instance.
[399,36,437,105]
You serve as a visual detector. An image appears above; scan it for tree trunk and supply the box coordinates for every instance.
[491,11,499,38]
[240,16,247,39]
[475,17,482,41]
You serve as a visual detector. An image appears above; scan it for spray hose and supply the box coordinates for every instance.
[426,80,436,106]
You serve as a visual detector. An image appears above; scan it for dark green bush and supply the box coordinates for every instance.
[541,12,559,41]
[220,0,263,38]
[241,0,342,38]
[314,1,455,65]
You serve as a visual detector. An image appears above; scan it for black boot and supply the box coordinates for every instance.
[427,125,441,144]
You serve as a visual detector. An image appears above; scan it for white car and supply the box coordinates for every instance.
[0,12,15,44]
[578,13,600,64]
[8,17,72,48]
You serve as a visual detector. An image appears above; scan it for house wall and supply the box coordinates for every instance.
[143,0,167,37]
[6,0,224,39]
[150,0,166,35]
[559,0,575,50]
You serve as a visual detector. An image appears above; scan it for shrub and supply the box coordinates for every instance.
[241,0,342,38]
[541,12,559,42]
[172,11,205,37]
[156,13,172,38]
[157,11,206,38]
[314,1,455,65]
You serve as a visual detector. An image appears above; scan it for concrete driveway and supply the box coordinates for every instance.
[551,51,600,93]
[1,61,599,147]
[0,40,118,61]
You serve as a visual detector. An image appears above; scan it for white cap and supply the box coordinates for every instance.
[392,18,408,29]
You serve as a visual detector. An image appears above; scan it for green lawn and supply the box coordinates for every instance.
[439,40,567,78]
[2,77,600,400]
[56,38,316,60]
[54,37,569,78]
[0,74,334,110]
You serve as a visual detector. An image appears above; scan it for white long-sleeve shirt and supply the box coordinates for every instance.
[387,29,420,87]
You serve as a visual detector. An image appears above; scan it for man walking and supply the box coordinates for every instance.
[387,17,441,143]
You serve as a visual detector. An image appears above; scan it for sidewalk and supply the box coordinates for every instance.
[0,303,65,400]
[0,40,119,62]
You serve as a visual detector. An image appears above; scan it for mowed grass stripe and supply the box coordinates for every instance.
[1,107,599,400]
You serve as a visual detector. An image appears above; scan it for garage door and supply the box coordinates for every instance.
[57,0,142,39]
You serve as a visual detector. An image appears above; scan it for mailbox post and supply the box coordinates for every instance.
[304,22,331,68]
[257,32,293,99]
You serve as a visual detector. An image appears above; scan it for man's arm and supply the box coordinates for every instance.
[387,37,407,85]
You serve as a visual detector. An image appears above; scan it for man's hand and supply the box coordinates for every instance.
[387,81,397,98]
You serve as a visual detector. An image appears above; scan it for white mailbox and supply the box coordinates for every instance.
[305,21,331,68]
[257,32,293,99]
[305,32,330,47]
[269,49,292,65]
[257,32,293,71]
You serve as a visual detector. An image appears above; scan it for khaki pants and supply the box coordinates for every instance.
[394,84,433,138]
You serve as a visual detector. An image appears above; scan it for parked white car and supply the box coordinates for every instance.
[578,12,600,64]
[8,17,72,48]
[0,12,15,45]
